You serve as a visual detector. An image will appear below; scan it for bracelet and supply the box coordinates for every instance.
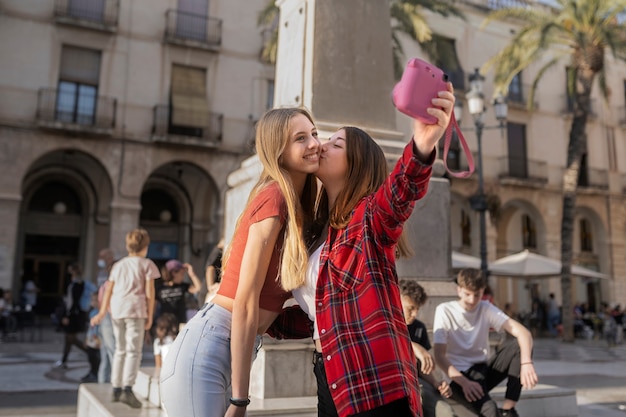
[521,362,533,366]
[229,397,251,407]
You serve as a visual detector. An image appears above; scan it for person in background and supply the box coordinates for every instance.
[81,293,101,383]
[204,239,224,304]
[91,228,160,409]
[156,260,202,327]
[399,279,456,417]
[54,262,88,369]
[433,269,538,417]
[21,280,39,311]
[96,248,116,384]
[153,312,179,368]
[546,293,560,337]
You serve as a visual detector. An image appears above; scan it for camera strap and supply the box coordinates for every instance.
[442,111,474,178]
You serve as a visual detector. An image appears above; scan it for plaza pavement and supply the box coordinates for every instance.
[0,321,625,417]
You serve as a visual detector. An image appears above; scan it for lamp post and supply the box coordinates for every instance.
[457,68,508,280]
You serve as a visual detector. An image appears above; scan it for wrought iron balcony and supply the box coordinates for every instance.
[36,88,116,134]
[578,167,609,190]
[164,9,222,50]
[152,105,223,146]
[54,0,119,32]
[507,83,538,109]
[498,156,548,185]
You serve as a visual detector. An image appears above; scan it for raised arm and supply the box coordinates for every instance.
[184,263,202,294]
[227,216,282,417]
[412,85,455,162]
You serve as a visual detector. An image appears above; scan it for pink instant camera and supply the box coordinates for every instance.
[392,58,449,124]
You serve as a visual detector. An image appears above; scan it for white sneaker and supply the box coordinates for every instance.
[53,360,67,369]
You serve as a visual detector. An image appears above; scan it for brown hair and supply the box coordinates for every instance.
[455,268,486,291]
[126,228,150,254]
[399,279,428,307]
[314,126,412,257]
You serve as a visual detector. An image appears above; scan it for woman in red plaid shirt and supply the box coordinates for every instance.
[292,85,455,417]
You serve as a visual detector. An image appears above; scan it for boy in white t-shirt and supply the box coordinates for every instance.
[91,229,160,409]
[433,269,538,417]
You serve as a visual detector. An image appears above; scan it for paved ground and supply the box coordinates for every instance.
[1,321,625,417]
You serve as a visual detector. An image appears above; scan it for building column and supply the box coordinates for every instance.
[0,193,22,290]
[108,201,142,258]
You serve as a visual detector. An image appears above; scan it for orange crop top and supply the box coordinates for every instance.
[216,182,292,312]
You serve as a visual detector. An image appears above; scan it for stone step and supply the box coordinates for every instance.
[448,384,578,417]
[80,367,576,417]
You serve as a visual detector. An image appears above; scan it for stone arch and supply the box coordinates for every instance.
[18,149,113,314]
[496,198,547,256]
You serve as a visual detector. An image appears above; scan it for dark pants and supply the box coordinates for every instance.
[86,346,101,376]
[449,338,524,417]
[313,351,414,417]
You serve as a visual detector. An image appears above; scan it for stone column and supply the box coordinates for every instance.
[108,200,142,257]
[228,0,457,400]
[0,193,22,290]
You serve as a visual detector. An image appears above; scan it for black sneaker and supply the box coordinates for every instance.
[80,373,97,383]
[499,408,520,417]
[111,388,122,402]
[120,390,142,409]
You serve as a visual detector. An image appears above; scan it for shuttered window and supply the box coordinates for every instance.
[170,65,209,128]
[57,46,101,125]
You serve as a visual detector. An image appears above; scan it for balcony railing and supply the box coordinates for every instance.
[152,105,223,146]
[498,156,548,184]
[54,0,119,31]
[507,83,538,109]
[164,9,222,49]
[578,167,609,190]
[36,88,116,133]
[562,94,597,118]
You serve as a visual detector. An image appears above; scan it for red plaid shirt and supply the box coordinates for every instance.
[313,141,433,417]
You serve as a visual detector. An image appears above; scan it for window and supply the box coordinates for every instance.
[68,0,106,23]
[176,0,208,41]
[521,214,536,249]
[431,35,465,91]
[508,72,523,104]
[461,209,471,247]
[506,123,528,178]
[56,46,101,125]
[169,65,209,136]
[579,219,593,252]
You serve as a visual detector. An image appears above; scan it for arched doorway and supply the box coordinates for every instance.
[19,149,113,315]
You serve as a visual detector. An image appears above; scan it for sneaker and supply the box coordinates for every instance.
[80,373,97,383]
[53,360,67,369]
[499,408,520,417]
[120,390,142,409]
[111,389,122,402]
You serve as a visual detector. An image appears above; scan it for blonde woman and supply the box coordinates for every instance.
[160,107,320,417]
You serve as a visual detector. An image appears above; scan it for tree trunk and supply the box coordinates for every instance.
[560,69,593,343]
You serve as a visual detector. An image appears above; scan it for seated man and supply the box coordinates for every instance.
[399,279,456,417]
[433,269,538,417]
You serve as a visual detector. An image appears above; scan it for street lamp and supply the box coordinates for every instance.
[458,68,508,280]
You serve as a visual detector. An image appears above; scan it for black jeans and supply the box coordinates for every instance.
[449,338,524,417]
[312,351,414,417]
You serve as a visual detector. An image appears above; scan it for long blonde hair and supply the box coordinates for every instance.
[223,108,317,291]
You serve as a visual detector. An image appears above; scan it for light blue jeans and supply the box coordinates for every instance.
[160,303,262,417]
[98,313,115,383]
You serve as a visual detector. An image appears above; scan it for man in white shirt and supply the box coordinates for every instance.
[433,269,538,417]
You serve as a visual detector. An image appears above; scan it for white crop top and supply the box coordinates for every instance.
[292,244,323,340]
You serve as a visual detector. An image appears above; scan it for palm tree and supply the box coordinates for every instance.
[258,0,464,79]
[483,0,626,342]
